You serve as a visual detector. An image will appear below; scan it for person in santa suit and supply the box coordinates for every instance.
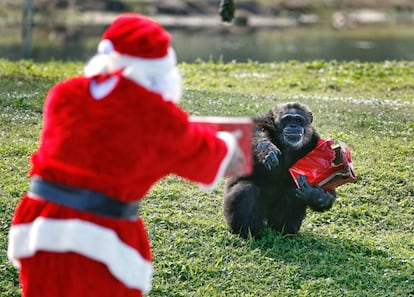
[8,13,243,297]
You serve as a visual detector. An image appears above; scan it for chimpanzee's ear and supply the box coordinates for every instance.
[308,112,313,124]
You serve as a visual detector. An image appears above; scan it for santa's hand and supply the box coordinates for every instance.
[217,131,244,177]
[225,143,244,177]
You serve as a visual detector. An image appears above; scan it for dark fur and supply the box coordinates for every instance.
[223,102,336,238]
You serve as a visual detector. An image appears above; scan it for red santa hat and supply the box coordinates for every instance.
[100,13,170,58]
[85,13,182,102]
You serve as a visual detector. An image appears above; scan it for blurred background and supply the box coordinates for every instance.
[1,0,414,62]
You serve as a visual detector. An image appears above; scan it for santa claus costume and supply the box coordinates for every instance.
[8,13,239,297]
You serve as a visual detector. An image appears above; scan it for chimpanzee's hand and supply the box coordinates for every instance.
[295,175,333,210]
[255,140,281,171]
[219,0,235,22]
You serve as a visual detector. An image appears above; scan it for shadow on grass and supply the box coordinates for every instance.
[247,229,393,291]
[251,229,388,258]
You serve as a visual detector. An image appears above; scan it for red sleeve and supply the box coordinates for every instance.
[160,105,236,189]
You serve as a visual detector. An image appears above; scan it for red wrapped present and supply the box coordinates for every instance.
[289,138,356,190]
[190,116,253,176]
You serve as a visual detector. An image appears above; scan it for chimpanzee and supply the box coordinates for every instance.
[223,102,336,238]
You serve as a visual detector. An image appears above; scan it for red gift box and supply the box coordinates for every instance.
[289,139,356,190]
[190,116,253,176]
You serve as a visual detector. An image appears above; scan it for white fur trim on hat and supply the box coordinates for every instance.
[85,42,182,103]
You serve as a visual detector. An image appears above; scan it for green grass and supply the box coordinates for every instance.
[0,59,413,297]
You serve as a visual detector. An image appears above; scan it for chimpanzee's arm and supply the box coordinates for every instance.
[252,122,281,171]
[295,175,336,211]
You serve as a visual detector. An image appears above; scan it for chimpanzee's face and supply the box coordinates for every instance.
[279,109,309,150]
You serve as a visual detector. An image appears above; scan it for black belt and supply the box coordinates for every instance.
[29,177,139,219]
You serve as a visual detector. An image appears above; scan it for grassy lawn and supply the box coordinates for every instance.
[0,59,413,296]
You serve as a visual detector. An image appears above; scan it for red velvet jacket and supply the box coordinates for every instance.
[30,72,230,202]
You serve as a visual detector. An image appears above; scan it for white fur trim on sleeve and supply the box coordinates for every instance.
[8,217,153,294]
[199,131,237,191]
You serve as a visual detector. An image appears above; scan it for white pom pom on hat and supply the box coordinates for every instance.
[97,39,114,55]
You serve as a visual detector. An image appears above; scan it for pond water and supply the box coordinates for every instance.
[173,25,414,62]
[2,24,414,62]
